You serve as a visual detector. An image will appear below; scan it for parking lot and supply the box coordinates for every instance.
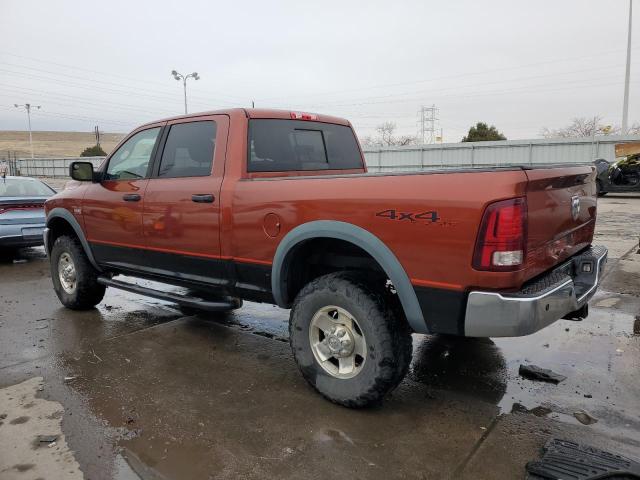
[1,192,639,479]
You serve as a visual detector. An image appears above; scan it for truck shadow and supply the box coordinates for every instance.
[0,246,46,264]
[409,334,508,406]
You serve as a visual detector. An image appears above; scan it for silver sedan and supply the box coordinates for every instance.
[0,176,56,249]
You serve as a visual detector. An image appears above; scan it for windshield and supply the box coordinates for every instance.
[0,178,56,197]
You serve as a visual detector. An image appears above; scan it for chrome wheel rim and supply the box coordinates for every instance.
[58,252,77,294]
[309,306,367,379]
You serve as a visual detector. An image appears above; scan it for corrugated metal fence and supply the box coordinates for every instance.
[363,135,640,172]
[12,135,640,177]
[17,157,105,178]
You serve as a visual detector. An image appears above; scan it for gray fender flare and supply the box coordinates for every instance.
[46,208,102,271]
[271,220,427,333]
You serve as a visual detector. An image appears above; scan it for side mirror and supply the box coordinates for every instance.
[69,161,96,182]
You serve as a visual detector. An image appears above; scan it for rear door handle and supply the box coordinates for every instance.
[123,194,141,202]
[191,194,214,203]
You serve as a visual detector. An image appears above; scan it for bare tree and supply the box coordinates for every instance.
[361,122,418,147]
[397,135,417,146]
[541,116,620,138]
[629,123,640,135]
[376,122,397,146]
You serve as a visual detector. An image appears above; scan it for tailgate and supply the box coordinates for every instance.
[523,166,597,281]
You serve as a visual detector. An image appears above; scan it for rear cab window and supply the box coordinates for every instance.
[247,119,363,173]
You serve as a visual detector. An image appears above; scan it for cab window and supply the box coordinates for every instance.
[105,127,160,180]
[157,121,217,178]
[248,119,363,172]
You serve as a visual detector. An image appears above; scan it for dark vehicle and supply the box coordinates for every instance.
[0,176,56,249]
[594,142,640,196]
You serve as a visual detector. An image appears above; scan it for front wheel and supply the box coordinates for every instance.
[289,272,412,408]
[50,235,106,310]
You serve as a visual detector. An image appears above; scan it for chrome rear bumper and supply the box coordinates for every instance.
[464,245,608,337]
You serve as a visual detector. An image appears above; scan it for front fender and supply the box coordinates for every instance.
[46,208,101,271]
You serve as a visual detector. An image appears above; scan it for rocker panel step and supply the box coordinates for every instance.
[97,276,236,312]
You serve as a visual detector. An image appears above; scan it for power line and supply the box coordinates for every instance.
[292,72,632,109]
[0,51,248,102]
[257,44,640,103]
[5,47,633,109]
[13,103,41,158]
[0,85,173,117]
[0,67,236,107]
[0,105,132,128]
[290,63,637,109]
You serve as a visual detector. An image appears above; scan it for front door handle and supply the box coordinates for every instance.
[123,194,141,202]
[191,194,214,203]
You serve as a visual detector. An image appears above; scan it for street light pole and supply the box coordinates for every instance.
[14,103,41,159]
[171,70,200,114]
[622,0,633,135]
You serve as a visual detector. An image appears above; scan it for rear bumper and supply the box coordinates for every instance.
[0,223,46,248]
[464,245,608,337]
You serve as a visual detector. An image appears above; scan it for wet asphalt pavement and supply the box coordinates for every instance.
[1,195,639,479]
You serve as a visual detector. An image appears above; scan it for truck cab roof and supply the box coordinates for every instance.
[140,108,352,129]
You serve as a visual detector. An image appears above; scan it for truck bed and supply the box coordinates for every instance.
[229,164,596,293]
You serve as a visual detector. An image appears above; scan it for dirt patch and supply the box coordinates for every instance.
[0,130,124,158]
[0,377,83,479]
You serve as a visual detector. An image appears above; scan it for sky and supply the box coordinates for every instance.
[0,0,637,143]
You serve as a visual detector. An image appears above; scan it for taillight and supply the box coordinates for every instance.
[473,197,527,271]
[0,204,42,215]
[290,111,318,121]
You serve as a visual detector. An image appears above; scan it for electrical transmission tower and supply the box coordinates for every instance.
[417,105,439,144]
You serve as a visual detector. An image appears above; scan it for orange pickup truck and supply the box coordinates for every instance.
[44,109,607,407]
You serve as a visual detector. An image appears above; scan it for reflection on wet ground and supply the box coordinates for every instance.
[1,241,639,478]
[410,335,507,405]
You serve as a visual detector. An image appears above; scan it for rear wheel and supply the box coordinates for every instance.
[50,235,105,310]
[289,272,412,408]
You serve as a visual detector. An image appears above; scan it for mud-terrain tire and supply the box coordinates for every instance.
[289,271,413,408]
[50,235,105,310]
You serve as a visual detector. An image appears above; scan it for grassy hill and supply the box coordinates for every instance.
[0,131,125,159]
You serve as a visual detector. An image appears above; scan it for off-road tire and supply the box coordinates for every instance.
[289,271,413,408]
[50,235,105,310]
